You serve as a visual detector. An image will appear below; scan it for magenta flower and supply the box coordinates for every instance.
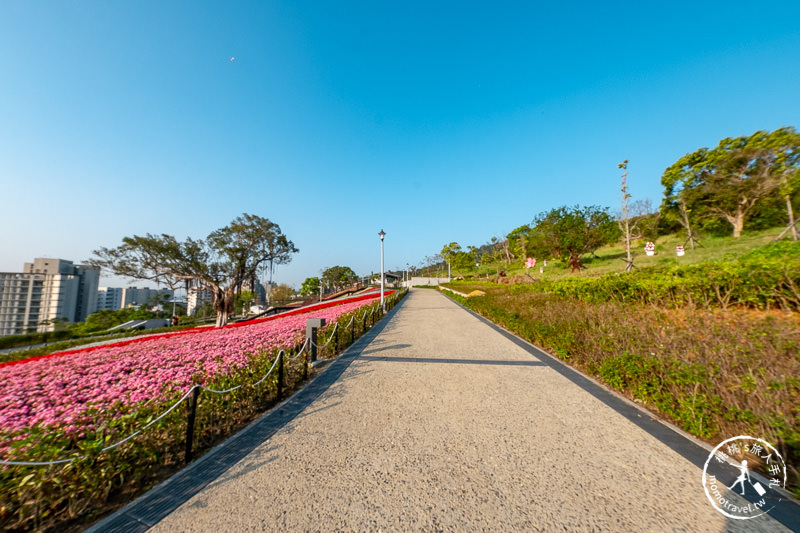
[0,297,379,438]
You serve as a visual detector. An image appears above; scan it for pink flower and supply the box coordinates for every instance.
[0,296,383,438]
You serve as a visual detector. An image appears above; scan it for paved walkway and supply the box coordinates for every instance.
[93,289,796,532]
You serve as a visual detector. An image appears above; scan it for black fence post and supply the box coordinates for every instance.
[277,351,284,400]
[185,386,201,464]
[334,326,339,353]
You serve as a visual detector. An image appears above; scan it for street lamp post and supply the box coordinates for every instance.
[379,229,386,311]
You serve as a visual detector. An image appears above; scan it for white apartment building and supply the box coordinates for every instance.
[187,286,213,316]
[0,258,99,336]
[96,287,124,311]
[121,287,170,308]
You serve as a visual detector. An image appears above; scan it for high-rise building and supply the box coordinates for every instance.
[96,287,124,311]
[242,277,267,305]
[187,286,213,316]
[120,287,170,308]
[0,258,100,336]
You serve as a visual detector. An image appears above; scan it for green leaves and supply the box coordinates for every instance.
[659,127,800,238]
[526,205,620,265]
[300,276,320,297]
[321,266,358,291]
[439,242,476,275]
[91,214,299,327]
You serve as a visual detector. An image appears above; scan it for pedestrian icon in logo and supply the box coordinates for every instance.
[702,435,788,520]
[729,459,751,495]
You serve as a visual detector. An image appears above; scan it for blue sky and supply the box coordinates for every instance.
[1,1,799,288]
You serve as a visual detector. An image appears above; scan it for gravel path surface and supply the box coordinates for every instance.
[144,289,791,532]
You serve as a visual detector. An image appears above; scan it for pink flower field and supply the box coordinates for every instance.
[0,297,379,440]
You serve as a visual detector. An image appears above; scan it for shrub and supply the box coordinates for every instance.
[443,282,800,491]
[525,241,800,311]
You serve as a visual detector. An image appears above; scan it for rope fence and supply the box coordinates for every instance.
[2,290,406,468]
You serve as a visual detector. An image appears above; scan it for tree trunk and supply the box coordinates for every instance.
[215,308,228,328]
[732,211,745,238]
[720,205,747,238]
[786,195,799,241]
[213,286,235,327]
[568,252,585,273]
[624,218,632,266]
[679,199,696,249]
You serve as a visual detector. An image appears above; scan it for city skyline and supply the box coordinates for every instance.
[2,1,799,288]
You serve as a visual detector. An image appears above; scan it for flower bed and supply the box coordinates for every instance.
[0,295,383,444]
[0,290,405,533]
[0,291,390,371]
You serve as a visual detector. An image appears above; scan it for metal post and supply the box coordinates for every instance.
[334,326,339,353]
[185,386,201,464]
[379,229,386,312]
[277,352,284,400]
[306,318,326,364]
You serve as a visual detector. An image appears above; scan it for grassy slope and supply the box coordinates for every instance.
[464,227,787,281]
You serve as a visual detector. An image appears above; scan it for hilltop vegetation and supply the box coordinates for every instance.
[418,127,799,279]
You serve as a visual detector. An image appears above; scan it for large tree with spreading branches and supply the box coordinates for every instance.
[526,205,620,272]
[90,213,298,327]
[321,266,358,291]
[661,127,800,238]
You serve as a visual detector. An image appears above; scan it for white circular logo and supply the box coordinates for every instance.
[702,435,787,520]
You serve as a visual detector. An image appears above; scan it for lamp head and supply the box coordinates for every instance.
[379,229,386,241]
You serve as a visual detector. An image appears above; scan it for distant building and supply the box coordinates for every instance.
[121,287,170,308]
[242,278,268,305]
[96,287,124,311]
[0,258,100,336]
[187,286,213,316]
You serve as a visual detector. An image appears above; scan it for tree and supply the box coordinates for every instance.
[616,162,658,270]
[467,245,480,264]
[528,205,620,272]
[506,225,535,263]
[146,292,172,314]
[270,283,295,303]
[766,127,800,241]
[489,236,512,268]
[451,251,475,273]
[777,167,800,241]
[321,266,358,291]
[91,213,298,327]
[440,242,463,278]
[661,128,799,238]
[300,277,320,297]
[617,160,635,271]
[234,290,255,315]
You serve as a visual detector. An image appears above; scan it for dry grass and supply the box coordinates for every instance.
[445,282,800,493]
